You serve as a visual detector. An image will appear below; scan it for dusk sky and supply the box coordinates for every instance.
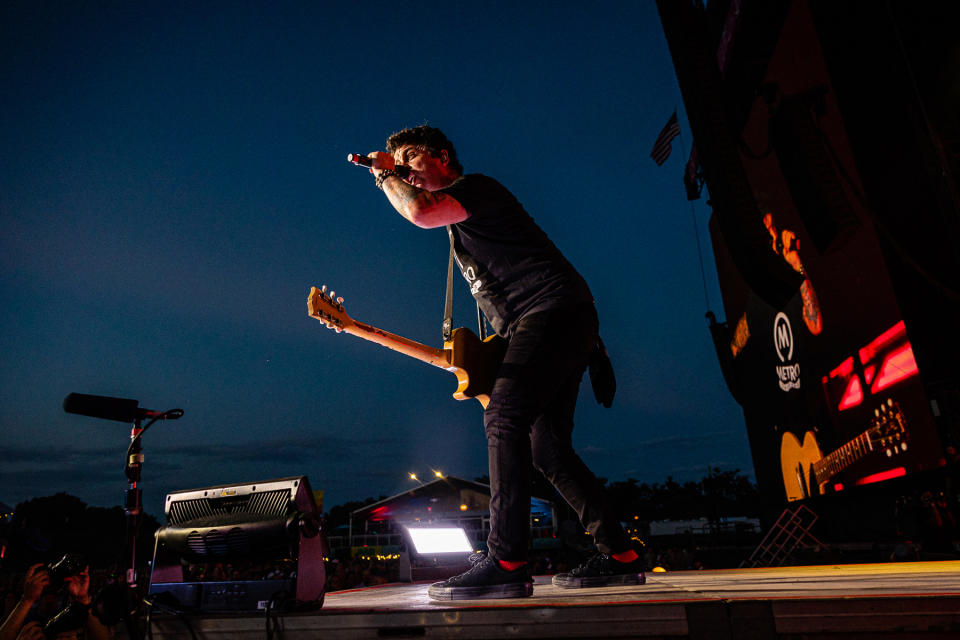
[1,1,752,519]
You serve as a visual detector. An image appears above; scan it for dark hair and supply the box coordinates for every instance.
[386,125,463,175]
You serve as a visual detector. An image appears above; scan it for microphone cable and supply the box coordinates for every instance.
[142,595,199,640]
[124,408,184,481]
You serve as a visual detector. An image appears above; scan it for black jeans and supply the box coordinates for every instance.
[483,303,630,560]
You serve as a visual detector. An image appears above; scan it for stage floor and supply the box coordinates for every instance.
[144,560,960,639]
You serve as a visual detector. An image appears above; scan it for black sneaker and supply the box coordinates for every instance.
[552,553,645,588]
[427,553,534,600]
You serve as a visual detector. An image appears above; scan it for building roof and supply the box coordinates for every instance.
[350,476,492,519]
[350,476,554,522]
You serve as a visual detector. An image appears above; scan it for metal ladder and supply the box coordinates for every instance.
[742,504,824,567]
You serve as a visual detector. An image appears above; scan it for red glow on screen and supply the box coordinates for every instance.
[858,321,905,364]
[824,321,921,413]
[871,343,919,393]
[855,467,907,486]
[828,356,854,380]
[838,376,863,411]
[833,483,844,492]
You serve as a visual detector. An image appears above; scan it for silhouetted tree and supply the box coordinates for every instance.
[601,470,760,523]
[6,493,158,571]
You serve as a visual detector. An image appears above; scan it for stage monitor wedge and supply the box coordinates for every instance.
[149,476,326,612]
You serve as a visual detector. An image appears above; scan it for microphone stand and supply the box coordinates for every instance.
[112,417,146,640]
[120,407,182,591]
[62,394,182,640]
[118,409,182,639]
[120,409,181,640]
[125,417,144,591]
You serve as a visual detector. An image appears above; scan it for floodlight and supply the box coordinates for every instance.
[398,526,474,582]
[405,527,473,554]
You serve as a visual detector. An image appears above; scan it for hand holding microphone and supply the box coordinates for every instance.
[347,153,411,179]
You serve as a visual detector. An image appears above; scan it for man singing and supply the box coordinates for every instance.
[366,125,643,600]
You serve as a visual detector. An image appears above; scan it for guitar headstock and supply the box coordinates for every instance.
[307,285,353,333]
[868,398,909,457]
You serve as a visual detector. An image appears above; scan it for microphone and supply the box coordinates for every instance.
[63,393,177,423]
[347,153,411,179]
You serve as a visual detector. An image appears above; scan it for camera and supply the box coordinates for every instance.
[46,553,87,588]
[38,554,90,638]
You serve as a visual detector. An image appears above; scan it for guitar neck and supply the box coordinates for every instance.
[344,320,452,370]
[812,429,873,484]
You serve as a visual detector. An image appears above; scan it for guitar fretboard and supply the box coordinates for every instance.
[812,429,873,483]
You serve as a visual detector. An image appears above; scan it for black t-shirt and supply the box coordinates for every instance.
[439,173,593,337]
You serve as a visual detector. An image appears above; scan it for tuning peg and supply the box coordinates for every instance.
[321,284,328,293]
[329,290,335,300]
[336,296,344,305]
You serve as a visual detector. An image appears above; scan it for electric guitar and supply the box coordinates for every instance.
[307,286,507,408]
[780,398,908,501]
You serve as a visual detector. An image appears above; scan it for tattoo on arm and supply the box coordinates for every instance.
[383,177,420,210]
[382,177,450,225]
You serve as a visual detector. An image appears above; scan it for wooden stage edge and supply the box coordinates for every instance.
[142,561,960,639]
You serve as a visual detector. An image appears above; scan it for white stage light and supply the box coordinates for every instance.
[399,526,474,582]
[404,526,473,554]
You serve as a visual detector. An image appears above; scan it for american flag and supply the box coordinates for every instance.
[650,111,680,166]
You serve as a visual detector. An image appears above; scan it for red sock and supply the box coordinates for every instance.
[611,550,639,563]
[497,559,527,571]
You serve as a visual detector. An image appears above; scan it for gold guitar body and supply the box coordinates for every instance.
[780,431,824,502]
[445,327,508,408]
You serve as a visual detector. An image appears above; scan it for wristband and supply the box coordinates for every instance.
[375,169,398,190]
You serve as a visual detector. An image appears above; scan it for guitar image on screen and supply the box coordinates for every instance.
[307,285,506,408]
[780,399,908,501]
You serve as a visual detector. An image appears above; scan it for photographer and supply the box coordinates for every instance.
[0,564,48,640]
[0,559,111,640]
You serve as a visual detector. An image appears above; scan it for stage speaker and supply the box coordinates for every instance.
[148,476,327,612]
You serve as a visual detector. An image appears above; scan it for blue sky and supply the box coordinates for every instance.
[1,1,751,517]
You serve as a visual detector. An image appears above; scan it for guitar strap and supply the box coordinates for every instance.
[444,225,487,342]
[443,227,455,342]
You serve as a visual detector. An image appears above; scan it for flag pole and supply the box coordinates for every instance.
[673,113,712,312]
